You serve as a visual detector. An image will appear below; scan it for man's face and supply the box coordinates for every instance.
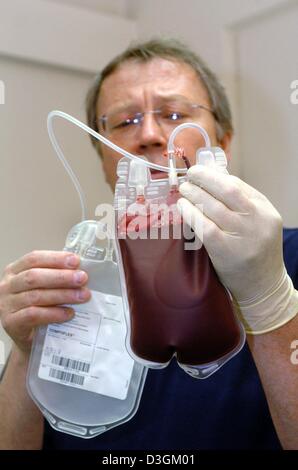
[96,58,231,189]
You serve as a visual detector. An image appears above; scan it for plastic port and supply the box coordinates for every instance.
[57,421,87,436]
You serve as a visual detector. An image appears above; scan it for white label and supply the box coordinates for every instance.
[38,291,134,400]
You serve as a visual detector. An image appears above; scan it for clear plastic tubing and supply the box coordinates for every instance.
[167,122,211,153]
[47,110,211,221]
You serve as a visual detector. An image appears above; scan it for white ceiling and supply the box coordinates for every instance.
[44,0,139,18]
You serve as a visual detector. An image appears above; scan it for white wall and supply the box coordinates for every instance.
[1,0,298,371]
[235,2,298,226]
[0,0,136,371]
[133,0,287,70]
[45,0,130,18]
[133,0,298,225]
[0,0,136,73]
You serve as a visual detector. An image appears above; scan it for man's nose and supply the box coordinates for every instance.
[136,113,167,152]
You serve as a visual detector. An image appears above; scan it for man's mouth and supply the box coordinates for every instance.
[150,168,187,180]
[150,170,168,180]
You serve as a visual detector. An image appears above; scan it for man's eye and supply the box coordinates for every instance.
[113,118,135,129]
[113,117,139,129]
[165,112,185,121]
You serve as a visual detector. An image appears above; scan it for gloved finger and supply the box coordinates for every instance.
[187,165,254,213]
[179,181,240,234]
[177,197,224,247]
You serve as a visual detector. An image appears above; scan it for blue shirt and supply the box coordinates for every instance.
[43,228,298,450]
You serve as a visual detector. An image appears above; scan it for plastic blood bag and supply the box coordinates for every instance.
[45,111,244,378]
[27,221,147,438]
[115,154,245,378]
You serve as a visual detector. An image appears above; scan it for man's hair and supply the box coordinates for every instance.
[86,38,233,152]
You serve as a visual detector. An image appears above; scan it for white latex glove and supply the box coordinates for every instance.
[178,165,298,334]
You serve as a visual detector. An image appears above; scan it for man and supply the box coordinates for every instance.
[0,38,297,450]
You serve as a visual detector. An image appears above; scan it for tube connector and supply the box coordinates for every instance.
[128,159,149,197]
[167,150,178,187]
[47,112,212,221]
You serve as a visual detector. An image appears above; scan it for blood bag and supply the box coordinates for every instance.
[114,150,245,379]
[45,111,245,379]
[27,220,147,438]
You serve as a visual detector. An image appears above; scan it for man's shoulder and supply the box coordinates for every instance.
[283,228,298,285]
[283,227,298,251]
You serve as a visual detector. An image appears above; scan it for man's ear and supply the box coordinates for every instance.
[219,131,233,162]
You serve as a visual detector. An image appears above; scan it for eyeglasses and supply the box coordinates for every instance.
[98,100,216,136]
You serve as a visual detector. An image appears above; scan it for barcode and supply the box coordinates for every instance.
[51,355,90,373]
[49,368,85,386]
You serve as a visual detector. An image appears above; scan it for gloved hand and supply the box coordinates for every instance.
[178,165,298,334]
